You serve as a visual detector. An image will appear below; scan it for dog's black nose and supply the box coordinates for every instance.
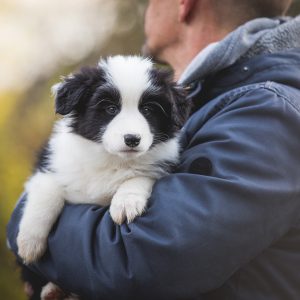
[124,134,141,148]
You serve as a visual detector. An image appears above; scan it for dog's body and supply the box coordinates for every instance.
[16,56,189,299]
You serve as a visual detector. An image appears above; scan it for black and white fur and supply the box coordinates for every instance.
[17,55,189,298]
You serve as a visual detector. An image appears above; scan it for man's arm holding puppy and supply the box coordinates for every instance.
[7,89,300,299]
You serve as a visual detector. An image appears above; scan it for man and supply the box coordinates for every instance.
[7,0,300,299]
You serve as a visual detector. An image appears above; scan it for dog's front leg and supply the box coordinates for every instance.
[110,177,155,224]
[17,172,64,264]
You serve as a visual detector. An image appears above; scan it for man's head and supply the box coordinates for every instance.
[143,0,293,79]
[143,0,180,63]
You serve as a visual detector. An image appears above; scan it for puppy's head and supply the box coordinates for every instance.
[54,56,189,158]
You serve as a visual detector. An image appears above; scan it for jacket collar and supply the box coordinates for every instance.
[187,49,300,110]
[179,16,300,86]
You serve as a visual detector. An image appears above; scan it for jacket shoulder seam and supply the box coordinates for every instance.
[221,83,300,116]
[263,82,300,115]
[209,83,265,118]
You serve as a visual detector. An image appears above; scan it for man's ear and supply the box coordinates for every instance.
[179,0,197,22]
[53,67,103,115]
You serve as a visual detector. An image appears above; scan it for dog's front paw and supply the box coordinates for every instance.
[17,231,47,264]
[110,193,147,225]
[41,282,80,300]
[41,283,65,300]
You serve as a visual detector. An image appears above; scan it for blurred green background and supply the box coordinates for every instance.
[0,0,146,298]
[0,1,299,299]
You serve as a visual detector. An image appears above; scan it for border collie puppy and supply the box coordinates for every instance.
[17,56,189,267]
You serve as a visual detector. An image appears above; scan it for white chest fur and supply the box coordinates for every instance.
[47,119,179,205]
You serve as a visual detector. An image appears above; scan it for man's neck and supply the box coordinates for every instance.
[165,27,231,81]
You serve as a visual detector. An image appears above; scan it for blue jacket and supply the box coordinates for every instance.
[7,47,300,299]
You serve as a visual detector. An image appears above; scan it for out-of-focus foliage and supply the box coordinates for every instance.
[0,0,299,299]
[0,1,146,299]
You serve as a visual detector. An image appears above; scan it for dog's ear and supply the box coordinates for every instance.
[150,68,190,130]
[168,82,190,130]
[52,67,104,115]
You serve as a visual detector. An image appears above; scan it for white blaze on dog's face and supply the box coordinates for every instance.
[54,55,189,159]
[101,56,154,157]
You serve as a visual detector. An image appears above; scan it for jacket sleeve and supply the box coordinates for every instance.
[7,87,300,299]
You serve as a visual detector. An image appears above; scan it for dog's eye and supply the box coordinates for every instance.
[140,102,168,117]
[141,105,153,116]
[106,105,119,115]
